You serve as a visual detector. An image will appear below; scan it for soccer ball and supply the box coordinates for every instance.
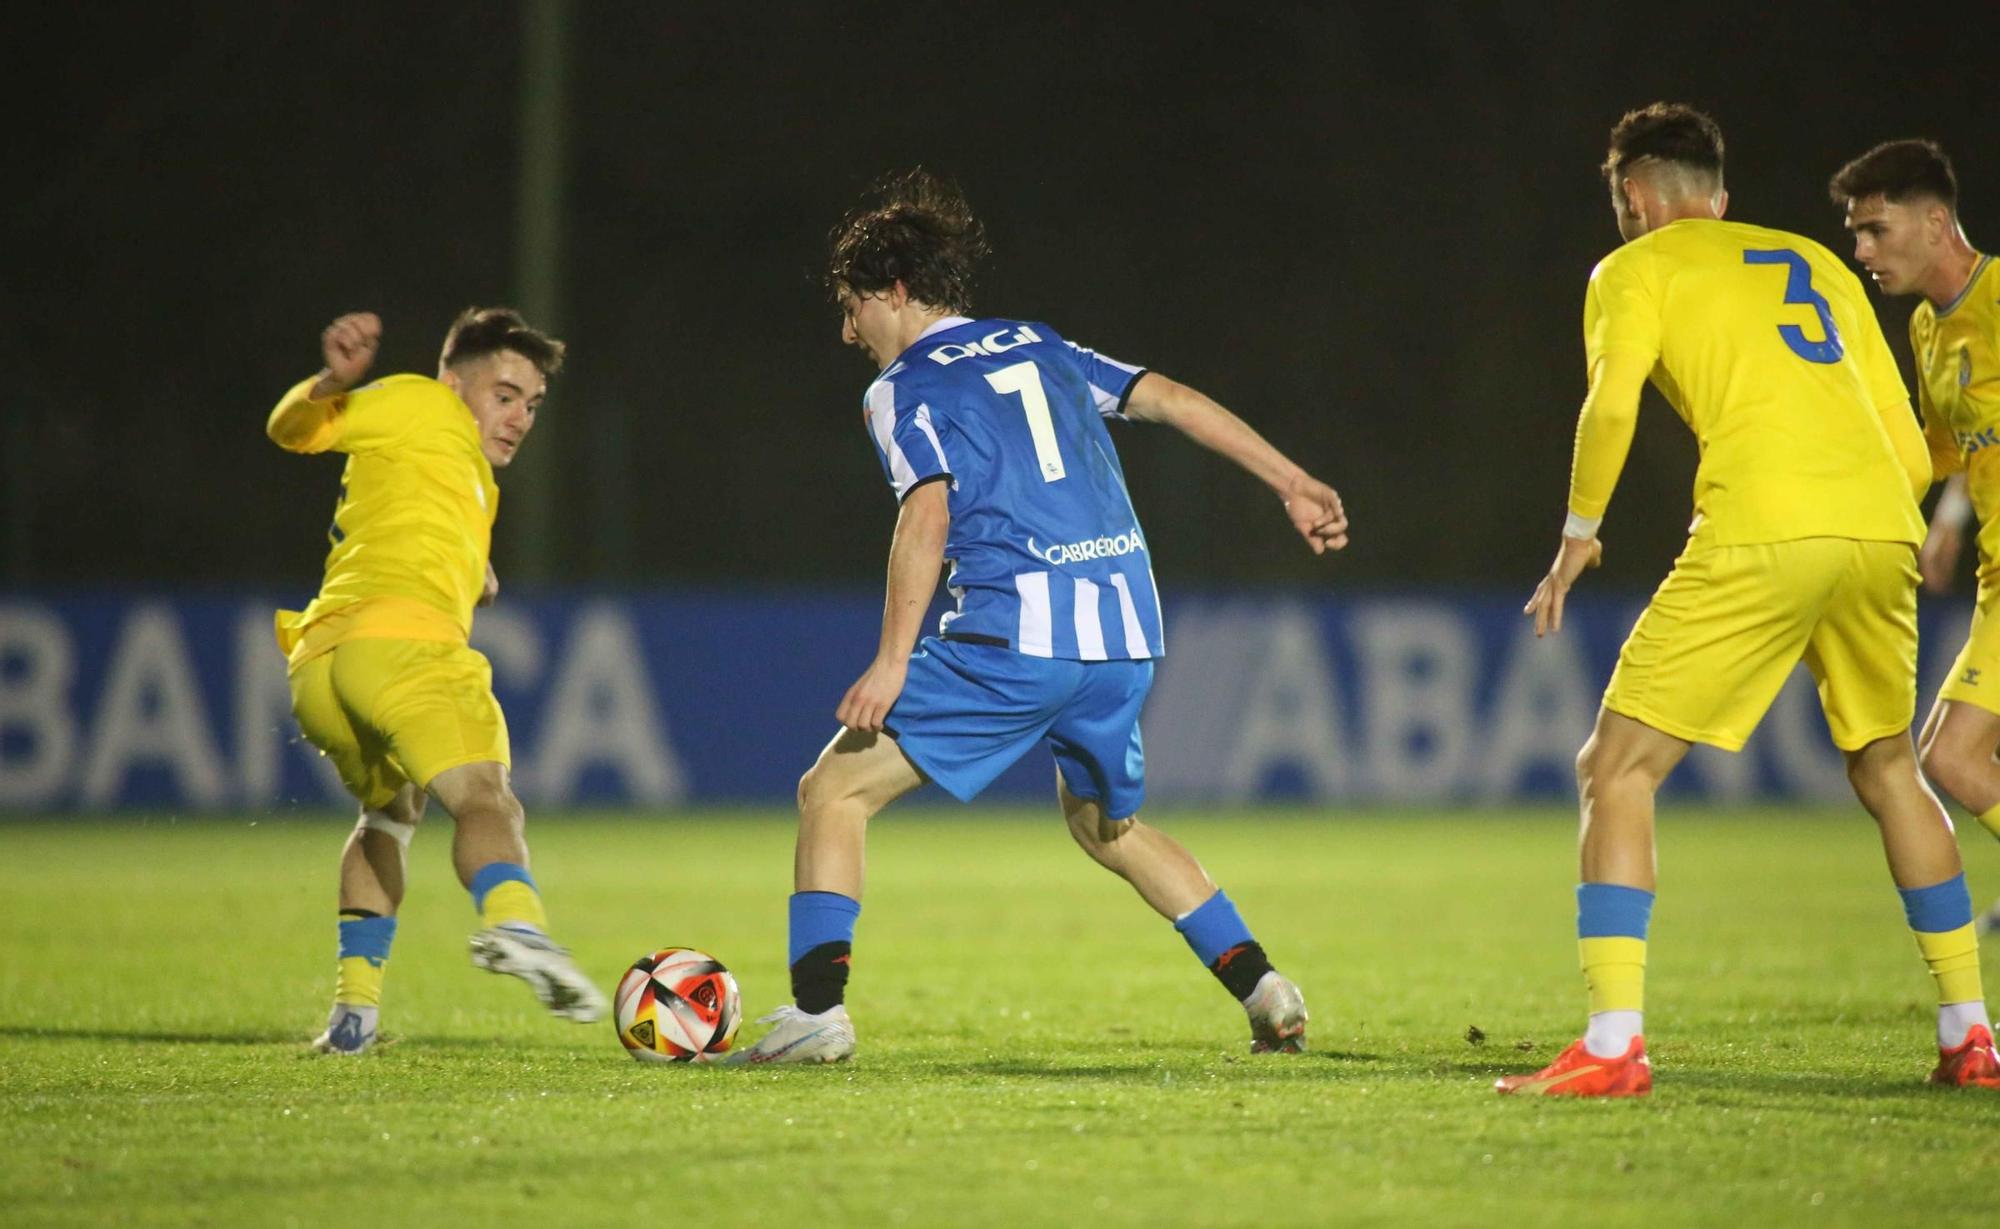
[614,947,742,1063]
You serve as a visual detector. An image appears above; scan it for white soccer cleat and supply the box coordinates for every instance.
[725,1004,856,1065]
[1243,970,1308,1054]
[469,926,608,1023]
[311,1003,378,1055]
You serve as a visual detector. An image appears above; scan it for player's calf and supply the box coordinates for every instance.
[1064,801,1307,1053]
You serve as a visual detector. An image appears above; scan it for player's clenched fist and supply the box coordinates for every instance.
[1282,474,1349,555]
[320,312,383,391]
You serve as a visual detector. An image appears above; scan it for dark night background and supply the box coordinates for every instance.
[7,3,1995,596]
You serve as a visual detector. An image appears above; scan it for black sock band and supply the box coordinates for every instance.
[1210,941,1275,1001]
[338,908,383,921]
[790,940,852,1015]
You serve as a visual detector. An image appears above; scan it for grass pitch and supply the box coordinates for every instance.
[4,808,1999,1228]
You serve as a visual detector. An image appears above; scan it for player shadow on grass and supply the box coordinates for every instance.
[0,1025,301,1046]
[917,1049,1385,1080]
[1443,1053,1954,1101]
[1651,1066,1965,1101]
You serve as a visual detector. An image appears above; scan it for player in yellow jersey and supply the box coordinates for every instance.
[269,308,606,1054]
[1500,104,1999,1096]
[1831,139,2000,936]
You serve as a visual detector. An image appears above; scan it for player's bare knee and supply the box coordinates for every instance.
[797,762,838,818]
[796,765,820,817]
[1576,735,1632,800]
[1578,735,1672,801]
[1574,738,1600,793]
[797,764,870,832]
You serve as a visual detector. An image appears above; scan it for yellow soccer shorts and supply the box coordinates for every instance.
[288,638,511,810]
[1938,579,2000,716]
[1603,537,1918,752]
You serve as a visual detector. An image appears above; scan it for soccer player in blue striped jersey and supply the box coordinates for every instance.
[731,170,1349,1064]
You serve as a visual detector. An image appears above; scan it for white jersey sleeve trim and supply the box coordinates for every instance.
[867,380,919,497]
[912,404,952,481]
[1066,340,1147,419]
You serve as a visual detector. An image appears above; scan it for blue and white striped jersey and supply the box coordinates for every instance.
[862,316,1165,660]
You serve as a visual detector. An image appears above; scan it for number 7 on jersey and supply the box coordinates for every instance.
[985,360,1068,482]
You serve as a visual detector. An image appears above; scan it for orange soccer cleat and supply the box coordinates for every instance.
[1495,1035,1652,1097]
[1929,1024,2000,1089]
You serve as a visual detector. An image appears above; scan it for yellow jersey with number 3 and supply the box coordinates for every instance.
[267,373,499,668]
[1911,255,2000,579]
[1585,217,1925,547]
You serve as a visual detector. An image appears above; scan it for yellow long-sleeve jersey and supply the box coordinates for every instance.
[1912,255,2000,580]
[1568,218,1928,548]
[267,373,498,668]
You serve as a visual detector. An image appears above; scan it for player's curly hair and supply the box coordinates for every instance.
[1602,103,1724,187]
[1828,139,1958,210]
[827,168,990,313]
[440,307,566,377]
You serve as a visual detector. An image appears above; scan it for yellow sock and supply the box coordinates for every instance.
[334,957,385,1007]
[470,863,549,932]
[482,881,549,931]
[334,911,396,1007]
[1579,936,1647,1014]
[1914,923,1985,1006]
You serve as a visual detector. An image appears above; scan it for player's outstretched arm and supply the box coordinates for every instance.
[837,480,950,734]
[1122,372,1348,554]
[267,312,383,453]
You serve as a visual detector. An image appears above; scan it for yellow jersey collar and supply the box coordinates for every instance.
[1936,254,1992,320]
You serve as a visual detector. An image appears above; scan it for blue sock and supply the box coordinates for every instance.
[334,911,397,1006]
[1175,890,1252,964]
[1899,874,1984,1013]
[1898,874,1974,933]
[1576,883,1653,1038]
[468,862,547,932]
[1175,890,1274,1000]
[338,913,398,963]
[789,891,860,1014]
[1576,882,1654,939]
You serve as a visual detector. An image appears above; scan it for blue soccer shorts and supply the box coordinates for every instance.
[885,636,1153,817]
